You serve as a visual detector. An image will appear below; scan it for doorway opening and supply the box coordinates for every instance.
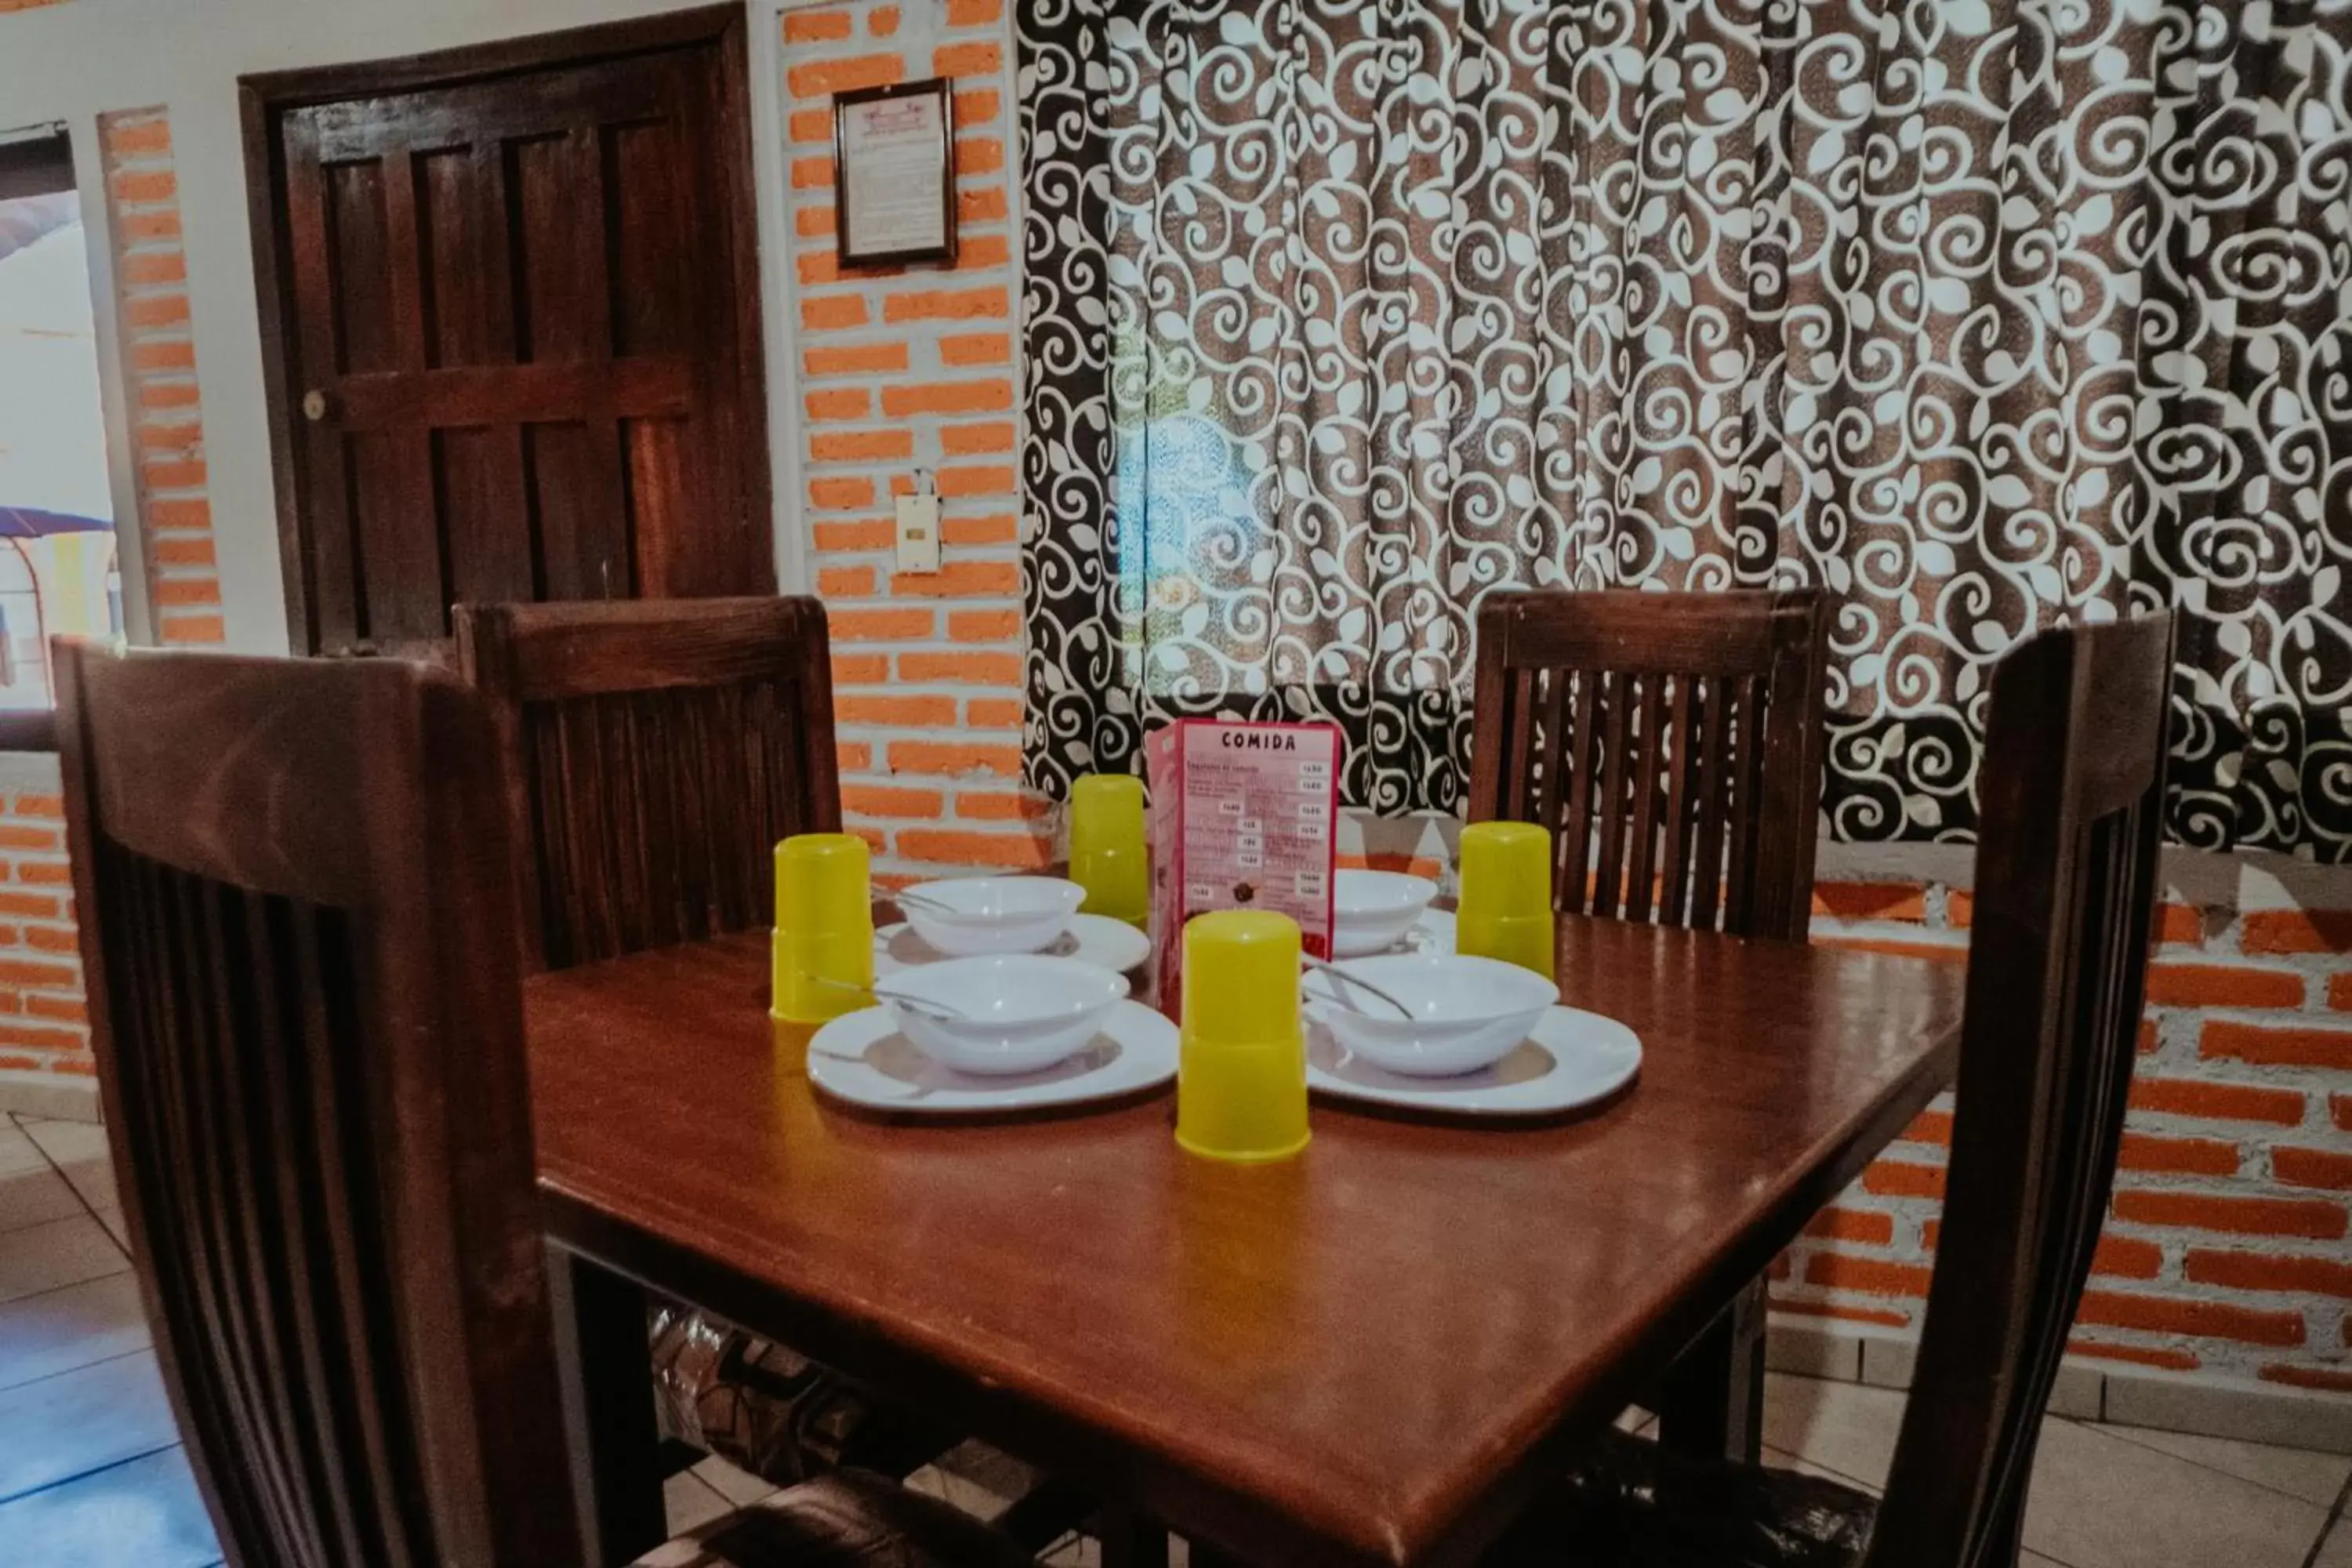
[0,125,121,709]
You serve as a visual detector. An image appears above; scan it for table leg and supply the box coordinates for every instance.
[550,1247,668,1566]
[1656,1276,1766,1464]
[1098,1505,1170,1568]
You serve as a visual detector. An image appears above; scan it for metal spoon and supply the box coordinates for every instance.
[799,971,972,1021]
[1300,956,1417,1020]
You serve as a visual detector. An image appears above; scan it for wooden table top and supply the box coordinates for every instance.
[525,917,1964,1568]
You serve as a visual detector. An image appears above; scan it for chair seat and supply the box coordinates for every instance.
[632,1469,1038,1568]
[1485,1428,1876,1568]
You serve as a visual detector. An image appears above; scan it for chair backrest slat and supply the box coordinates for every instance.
[57,641,578,1568]
[456,595,840,971]
[1468,590,1830,939]
[1867,614,2172,1568]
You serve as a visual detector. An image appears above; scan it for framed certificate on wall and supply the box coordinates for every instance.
[833,78,958,269]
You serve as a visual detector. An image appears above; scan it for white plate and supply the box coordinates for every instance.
[875,912,1152,975]
[808,998,1178,1114]
[1306,1004,1640,1117]
[1377,907,1455,956]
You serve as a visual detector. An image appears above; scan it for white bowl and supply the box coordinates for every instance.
[1308,953,1556,1076]
[887,955,1130,1075]
[901,877,1086,956]
[1331,869,1439,957]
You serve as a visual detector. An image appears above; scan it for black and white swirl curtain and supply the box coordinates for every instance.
[1019,0,2352,858]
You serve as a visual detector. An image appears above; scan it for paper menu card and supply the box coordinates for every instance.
[1147,719,1342,1020]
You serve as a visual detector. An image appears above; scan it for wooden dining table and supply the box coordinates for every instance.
[526,913,1965,1568]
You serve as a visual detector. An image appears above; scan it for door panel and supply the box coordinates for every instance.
[249,13,769,655]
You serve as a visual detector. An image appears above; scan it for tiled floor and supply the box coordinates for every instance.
[3,1108,2348,1567]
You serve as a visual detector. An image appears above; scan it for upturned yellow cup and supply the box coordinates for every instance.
[1070,773,1150,927]
[771,833,875,1024]
[1175,910,1309,1163]
[1456,820,1556,982]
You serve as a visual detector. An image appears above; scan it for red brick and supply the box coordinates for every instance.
[815,521,896,554]
[948,609,1019,643]
[2145,964,2303,1009]
[881,379,1013,419]
[1765,1296,1911,1329]
[789,54,904,100]
[2076,1289,2304,1346]
[869,5,900,35]
[2240,909,2352,954]
[1899,1107,1953,1146]
[2335,1094,2352,1133]
[932,42,1002,78]
[109,169,176,204]
[941,514,1017,546]
[151,579,220,608]
[960,187,1007,224]
[838,695,957,727]
[826,607,934,642]
[114,210,182,243]
[2118,1132,2241,1176]
[811,430,915,463]
[0,891,63,920]
[801,296,869,332]
[938,332,1012,367]
[817,566,876,598]
[1802,1207,1895,1245]
[1860,1160,1946,1200]
[2067,1340,2200,1372]
[806,343,909,377]
[1802,1254,1931,1298]
[954,137,1004,176]
[946,0,1000,22]
[0,825,60,853]
[153,537,215,568]
[2091,1236,2164,1279]
[0,1022,88,1053]
[1812,882,1926,922]
[797,206,837,238]
[2260,1364,2352,1392]
[965,698,1022,729]
[103,118,172,156]
[883,289,1009,323]
[890,742,1022,779]
[13,797,64,822]
[935,465,1015,499]
[782,8,853,42]
[0,957,75,989]
[956,791,1052,822]
[899,651,1021,685]
[789,107,833,145]
[2111,1189,2346,1239]
[953,89,1000,125]
[841,784,944,820]
[2203,1020,2352,1070]
[893,561,1018,599]
[830,654,889,686]
[809,477,875,511]
[119,252,186,287]
[2129,1076,2306,1126]
[2184,1249,2352,1297]
[131,338,195,372]
[123,292,190,329]
[897,829,1050,870]
[804,388,871,422]
[837,742,872,773]
[159,615,224,645]
[2274,1147,2352,1191]
[147,497,210,531]
[940,420,1016,456]
[22,995,85,1025]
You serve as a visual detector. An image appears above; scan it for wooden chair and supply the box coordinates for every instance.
[1468,588,1831,941]
[453,595,840,971]
[1470,587,1831,1458]
[55,641,1031,1568]
[1489,612,2176,1568]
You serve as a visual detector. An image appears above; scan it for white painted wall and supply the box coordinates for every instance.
[0,0,815,652]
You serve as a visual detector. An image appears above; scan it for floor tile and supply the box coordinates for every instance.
[1759,1372,1907,1490]
[664,1469,732,1536]
[0,1123,49,1179]
[21,1120,115,1212]
[89,1205,127,1250]
[1763,1441,1875,1494]
[2020,1415,2326,1568]
[0,1273,152,1392]
[2316,1517,2352,1568]
[0,1446,219,1567]
[2083,1421,2352,1508]
[0,1351,176,1505]
[0,1163,85,1235]
[0,1214,128,1305]
[690,1454,776,1509]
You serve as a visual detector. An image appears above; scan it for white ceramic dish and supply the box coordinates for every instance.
[899,877,1087,956]
[1306,1006,1641,1117]
[876,913,1152,976]
[809,999,1178,1114]
[1332,870,1440,957]
[1304,953,1557,1076]
[884,953,1128,1075]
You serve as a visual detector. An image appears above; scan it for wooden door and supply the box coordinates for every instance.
[242,7,770,657]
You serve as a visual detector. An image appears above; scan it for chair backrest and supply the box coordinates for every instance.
[1867,614,2174,1568]
[454,595,840,971]
[1467,589,1830,940]
[55,641,579,1568]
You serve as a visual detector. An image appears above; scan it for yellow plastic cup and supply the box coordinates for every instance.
[1070,773,1150,927]
[771,833,875,1024]
[1175,910,1309,1163]
[1456,820,1556,981]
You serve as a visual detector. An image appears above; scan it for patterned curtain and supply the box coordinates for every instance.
[1019,1,2352,858]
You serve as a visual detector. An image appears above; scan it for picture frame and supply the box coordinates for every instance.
[833,76,958,269]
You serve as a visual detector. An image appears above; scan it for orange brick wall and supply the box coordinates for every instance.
[782,0,1040,884]
[0,779,88,1078]
[98,107,226,648]
[1786,873,2352,1393]
[0,0,73,12]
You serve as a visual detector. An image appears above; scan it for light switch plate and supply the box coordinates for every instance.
[895,493,941,573]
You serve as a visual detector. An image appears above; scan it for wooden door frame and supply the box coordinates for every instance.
[238,4,771,654]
